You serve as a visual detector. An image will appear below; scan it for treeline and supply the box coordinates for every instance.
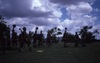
[0,15,99,54]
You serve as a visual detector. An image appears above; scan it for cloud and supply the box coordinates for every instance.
[0,0,99,39]
[49,0,95,5]
[0,0,62,25]
[59,1,97,35]
[66,2,93,19]
[61,14,97,33]
[0,0,62,27]
[0,0,53,18]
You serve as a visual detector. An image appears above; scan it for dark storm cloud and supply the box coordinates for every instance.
[49,0,95,5]
[0,0,52,18]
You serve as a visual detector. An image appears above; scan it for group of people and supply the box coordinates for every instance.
[0,24,45,53]
[12,25,45,51]
[0,24,88,54]
[0,15,96,54]
[62,28,87,48]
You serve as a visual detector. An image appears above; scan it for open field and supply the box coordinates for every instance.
[0,42,100,63]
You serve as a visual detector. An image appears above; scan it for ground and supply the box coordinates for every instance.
[0,42,100,63]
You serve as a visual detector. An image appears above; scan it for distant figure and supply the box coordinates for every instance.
[74,32,79,47]
[6,25,11,48]
[27,31,32,51]
[62,28,68,47]
[33,27,38,48]
[47,30,52,47]
[18,27,31,51]
[18,33,23,51]
[38,30,44,46]
[18,28,23,51]
[12,24,18,47]
[80,29,87,47]
[21,27,27,50]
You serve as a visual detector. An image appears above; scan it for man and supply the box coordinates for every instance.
[75,32,79,47]
[19,27,30,51]
[33,27,38,48]
[12,24,17,47]
[47,30,52,47]
[38,30,44,46]
[62,28,68,47]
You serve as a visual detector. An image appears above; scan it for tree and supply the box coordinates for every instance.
[79,26,99,43]
[48,27,62,43]
[0,15,8,54]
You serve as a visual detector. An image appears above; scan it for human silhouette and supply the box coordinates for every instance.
[33,27,38,48]
[27,31,32,51]
[74,32,79,47]
[62,28,68,47]
[12,24,18,47]
[47,30,52,47]
[22,27,28,50]
[38,30,44,46]
[19,27,32,51]
[18,28,23,51]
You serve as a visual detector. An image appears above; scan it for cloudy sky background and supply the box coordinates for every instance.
[0,0,100,39]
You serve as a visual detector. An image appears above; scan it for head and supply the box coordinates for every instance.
[19,28,21,30]
[36,27,38,30]
[65,27,67,30]
[23,27,26,31]
[12,24,16,28]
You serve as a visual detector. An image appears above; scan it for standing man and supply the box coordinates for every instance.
[33,27,38,48]
[38,30,44,46]
[75,32,79,47]
[62,28,68,47]
[47,30,52,47]
[12,24,17,47]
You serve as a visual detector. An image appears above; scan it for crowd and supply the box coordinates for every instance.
[0,15,97,54]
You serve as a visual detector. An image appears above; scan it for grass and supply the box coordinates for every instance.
[0,42,100,63]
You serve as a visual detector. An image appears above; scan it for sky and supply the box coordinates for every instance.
[0,0,100,39]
